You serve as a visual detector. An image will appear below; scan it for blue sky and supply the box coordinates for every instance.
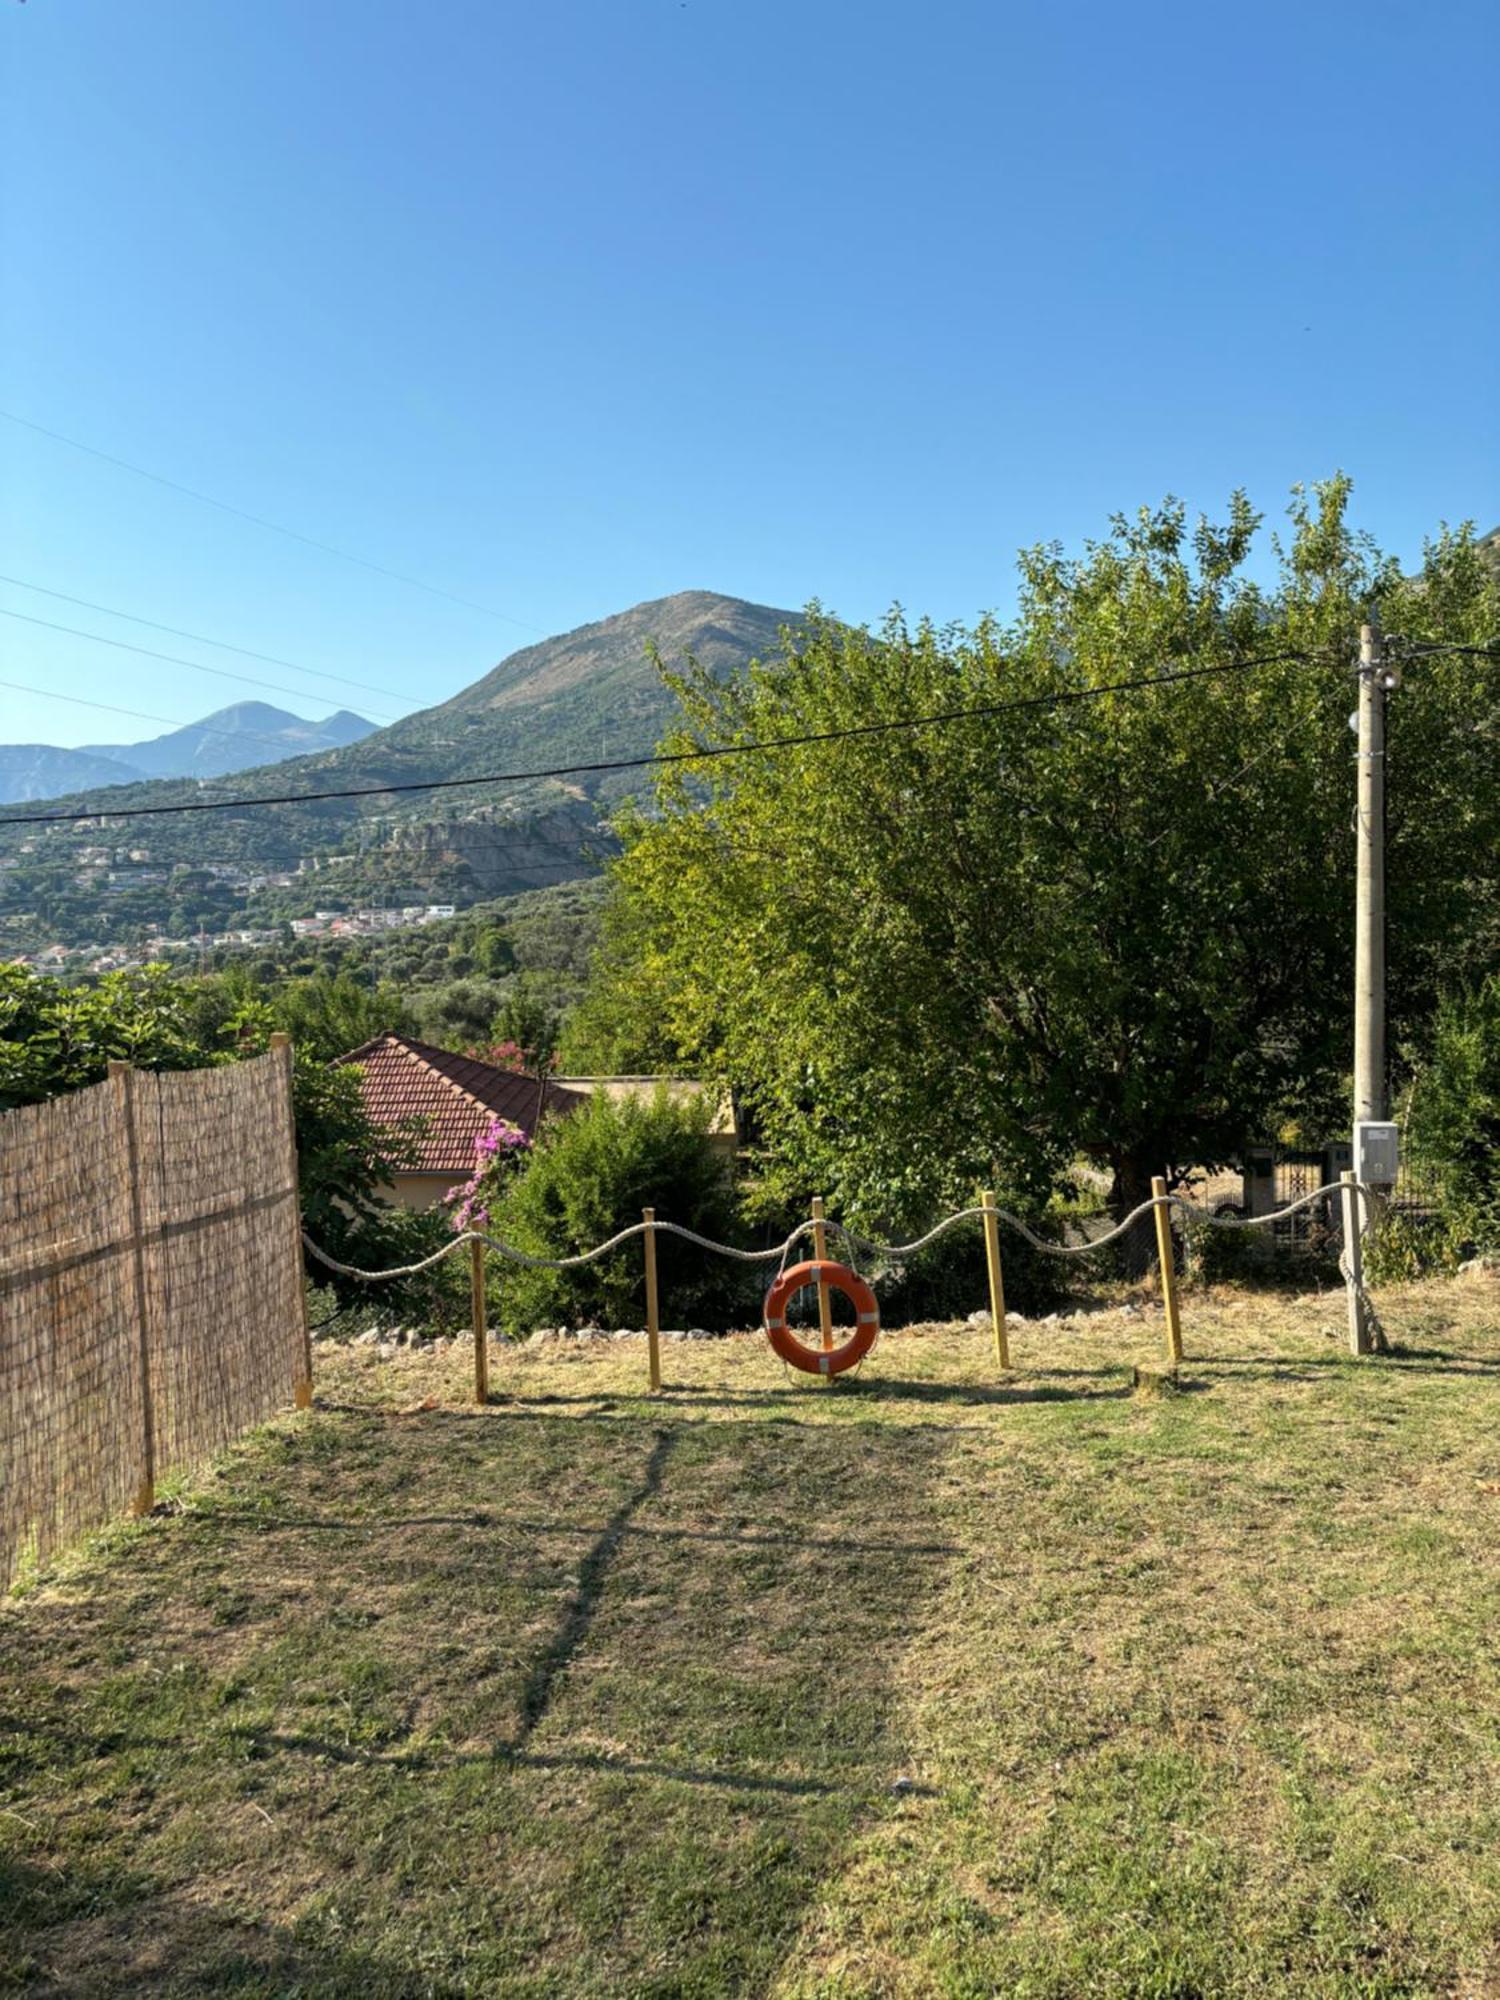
[2,0,1495,747]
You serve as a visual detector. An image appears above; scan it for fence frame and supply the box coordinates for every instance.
[2,1049,307,1588]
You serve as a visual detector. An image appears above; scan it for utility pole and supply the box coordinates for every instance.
[1348,613,1399,1355]
[1353,615,1387,1132]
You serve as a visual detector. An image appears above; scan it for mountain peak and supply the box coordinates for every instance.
[433,589,800,727]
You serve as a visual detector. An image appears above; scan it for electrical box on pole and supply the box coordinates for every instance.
[1353,1120,1400,1187]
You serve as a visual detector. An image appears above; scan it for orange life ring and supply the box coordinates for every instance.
[763,1260,879,1376]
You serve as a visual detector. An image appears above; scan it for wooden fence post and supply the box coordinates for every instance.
[470,1234,489,1403]
[811,1196,835,1369]
[643,1207,661,1393]
[1151,1176,1184,1367]
[269,1034,314,1410]
[1339,1170,1371,1356]
[109,1061,157,1517]
[981,1190,1010,1369]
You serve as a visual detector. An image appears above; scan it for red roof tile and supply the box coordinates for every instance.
[334,1032,585,1176]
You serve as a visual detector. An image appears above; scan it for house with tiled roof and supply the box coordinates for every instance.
[335,1032,588,1210]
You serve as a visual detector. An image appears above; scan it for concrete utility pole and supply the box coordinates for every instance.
[1353,615,1388,1131]
[1347,614,1400,1356]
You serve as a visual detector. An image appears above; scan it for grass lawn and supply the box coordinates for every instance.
[3,1278,1500,1997]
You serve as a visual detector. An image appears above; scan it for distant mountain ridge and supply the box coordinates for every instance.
[0,591,800,946]
[0,744,142,805]
[0,701,375,804]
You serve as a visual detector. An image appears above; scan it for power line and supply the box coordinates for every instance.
[0,674,384,764]
[1391,640,1500,661]
[0,571,432,709]
[0,645,1318,829]
[0,406,542,634]
[0,606,406,725]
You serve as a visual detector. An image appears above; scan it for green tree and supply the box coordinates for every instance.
[0,962,210,1110]
[574,485,1499,1243]
[490,972,562,1127]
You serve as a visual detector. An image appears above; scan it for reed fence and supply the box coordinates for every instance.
[1,1036,310,1589]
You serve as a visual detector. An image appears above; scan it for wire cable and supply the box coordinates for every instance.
[0,406,541,633]
[0,644,1320,829]
[1390,640,1500,661]
[0,607,405,724]
[0,675,386,764]
[0,571,431,709]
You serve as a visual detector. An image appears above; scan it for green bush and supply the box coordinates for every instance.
[1181,1212,1274,1287]
[489,1088,749,1334]
[1362,1206,1466,1284]
[871,1214,1068,1324]
[1406,976,1500,1254]
[0,961,210,1109]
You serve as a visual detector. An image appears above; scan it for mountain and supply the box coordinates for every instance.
[0,592,800,948]
[0,702,376,806]
[0,744,143,805]
[247,590,798,795]
[418,590,797,771]
[78,702,375,783]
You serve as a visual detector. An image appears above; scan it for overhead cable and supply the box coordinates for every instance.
[0,645,1319,829]
[0,406,541,632]
[0,571,430,708]
[0,607,405,724]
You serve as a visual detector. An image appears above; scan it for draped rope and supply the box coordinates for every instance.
[301,1180,1379,1284]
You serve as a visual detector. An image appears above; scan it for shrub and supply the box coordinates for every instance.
[1362,1207,1466,1284]
[1181,1212,1275,1287]
[1406,977,1500,1254]
[0,962,211,1110]
[871,1214,1068,1324]
[489,1088,748,1334]
[284,1053,424,1294]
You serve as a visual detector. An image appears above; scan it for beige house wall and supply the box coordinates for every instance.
[379,1171,463,1213]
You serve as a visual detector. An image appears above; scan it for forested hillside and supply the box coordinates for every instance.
[0,593,797,950]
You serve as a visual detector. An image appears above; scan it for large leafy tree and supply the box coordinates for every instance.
[568,484,1499,1236]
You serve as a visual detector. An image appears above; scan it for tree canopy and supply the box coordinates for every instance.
[566,484,1500,1232]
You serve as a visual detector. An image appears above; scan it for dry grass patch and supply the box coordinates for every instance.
[2,1279,1498,1996]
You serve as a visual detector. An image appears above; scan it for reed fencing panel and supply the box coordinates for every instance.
[1,1047,304,1587]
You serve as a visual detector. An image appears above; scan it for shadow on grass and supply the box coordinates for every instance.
[1,1406,966,1996]
[511,1425,676,1749]
[491,1373,1133,1410]
[1193,1349,1500,1379]
[239,1728,914,1799]
[205,1509,961,1559]
[0,1852,465,2000]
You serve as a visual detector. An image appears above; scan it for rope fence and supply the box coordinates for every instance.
[2,1028,1393,1585]
[302,1173,1390,1400]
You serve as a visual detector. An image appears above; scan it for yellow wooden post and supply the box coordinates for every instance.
[109,1060,157,1517]
[269,1033,314,1410]
[1151,1175,1184,1366]
[470,1234,489,1404]
[810,1196,835,1360]
[981,1190,1010,1369]
[643,1207,662,1393]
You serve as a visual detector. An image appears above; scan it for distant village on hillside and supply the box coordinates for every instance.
[5,839,457,974]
